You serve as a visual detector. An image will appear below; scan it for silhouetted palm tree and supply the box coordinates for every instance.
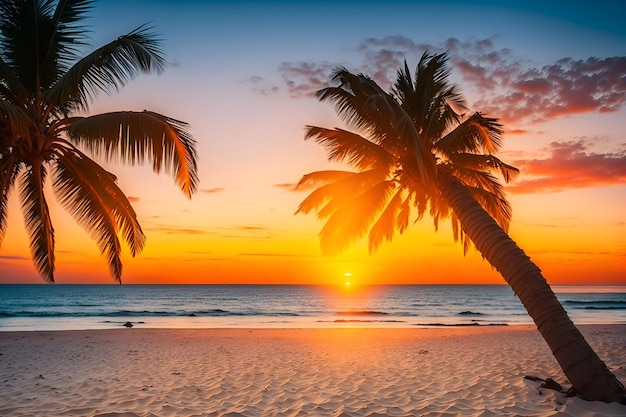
[0,0,198,282]
[296,52,625,403]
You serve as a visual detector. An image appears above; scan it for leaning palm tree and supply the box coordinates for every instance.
[0,0,198,283]
[296,52,625,403]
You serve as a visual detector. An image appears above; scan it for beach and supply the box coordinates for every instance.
[0,325,624,417]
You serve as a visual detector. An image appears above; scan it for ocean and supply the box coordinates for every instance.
[1,284,625,331]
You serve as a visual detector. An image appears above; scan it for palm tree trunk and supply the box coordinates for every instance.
[439,174,626,403]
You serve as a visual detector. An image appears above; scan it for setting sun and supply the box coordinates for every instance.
[344,273,352,286]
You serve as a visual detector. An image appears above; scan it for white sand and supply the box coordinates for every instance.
[0,325,624,417]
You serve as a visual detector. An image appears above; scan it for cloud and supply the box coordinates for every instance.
[469,55,626,125]
[234,225,267,231]
[508,139,626,193]
[239,252,316,258]
[0,254,29,261]
[260,36,626,127]
[127,196,140,202]
[201,187,225,194]
[276,61,336,98]
[274,182,319,192]
[145,225,207,235]
[246,75,280,96]
[528,249,613,256]
[505,128,530,135]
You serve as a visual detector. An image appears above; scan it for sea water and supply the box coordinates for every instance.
[0,284,624,331]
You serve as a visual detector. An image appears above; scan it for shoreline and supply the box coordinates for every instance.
[1,325,625,416]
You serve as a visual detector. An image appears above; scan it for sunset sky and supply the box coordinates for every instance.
[1,0,625,285]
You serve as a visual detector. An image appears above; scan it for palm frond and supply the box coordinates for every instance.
[319,69,435,182]
[395,55,466,142]
[18,163,55,282]
[305,126,396,170]
[317,70,395,140]
[0,99,35,138]
[47,0,93,69]
[446,153,519,184]
[295,169,388,216]
[52,145,146,281]
[295,170,354,190]
[319,180,396,255]
[413,52,466,126]
[43,25,166,112]
[435,113,503,155]
[0,152,21,246]
[368,187,403,253]
[466,186,513,231]
[0,56,29,105]
[67,110,198,198]
[396,193,413,233]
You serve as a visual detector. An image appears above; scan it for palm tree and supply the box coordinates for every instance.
[0,0,198,283]
[296,52,625,403]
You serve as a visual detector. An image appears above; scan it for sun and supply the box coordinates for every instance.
[343,272,352,286]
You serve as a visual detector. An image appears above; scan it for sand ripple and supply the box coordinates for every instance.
[0,326,624,416]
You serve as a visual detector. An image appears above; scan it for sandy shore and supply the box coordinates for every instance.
[0,325,624,417]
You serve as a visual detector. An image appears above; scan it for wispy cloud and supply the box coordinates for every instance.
[274,182,318,192]
[144,225,207,235]
[0,254,29,261]
[247,75,279,96]
[277,61,336,98]
[234,225,267,231]
[239,252,317,258]
[509,139,626,193]
[201,187,225,194]
[259,36,626,127]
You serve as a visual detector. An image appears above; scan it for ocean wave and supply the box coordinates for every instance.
[414,322,508,327]
[563,300,626,310]
[0,309,306,318]
[335,311,388,316]
[317,319,406,323]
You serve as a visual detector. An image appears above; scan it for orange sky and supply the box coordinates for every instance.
[1,1,625,285]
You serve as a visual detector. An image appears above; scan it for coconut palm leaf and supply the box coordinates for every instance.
[304,126,395,169]
[47,0,93,68]
[368,186,404,252]
[447,153,519,184]
[0,99,33,138]
[53,143,145,254]
[317,70,398,141]
[295,170,355,189]
[0,153,20,245]
[52,146,146,281]
[67,110,198,198]
[394,55,466,140]
[435,113,503,155]
[296,168,389,218]
[0,57,29,105]
[320,69,435,181]
[465,186,513,232]
[319,180,397,255]
[19,164,55,282]
[44,26,166,113]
